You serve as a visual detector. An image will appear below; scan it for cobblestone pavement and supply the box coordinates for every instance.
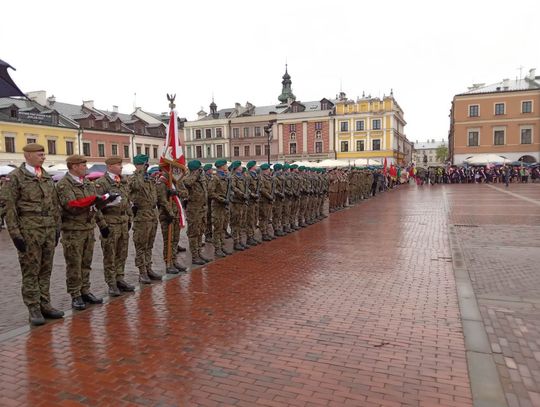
[447,184,540,407]
[5,183,538,405]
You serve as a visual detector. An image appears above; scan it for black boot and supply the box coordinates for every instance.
[28,306,45,326]
[81,293,103,304]
[40,303,65,318]
[116,279,135,292]
[71,296,86,310]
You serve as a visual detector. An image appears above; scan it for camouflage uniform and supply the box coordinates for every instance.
[258,171,274,240]
[230,170,248,249]
[245,169,260,245]
[208,170,229,255]
[272,169,285,236]
[183,168,208,262]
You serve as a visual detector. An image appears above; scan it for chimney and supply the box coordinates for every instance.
[529,68,536,80]
[502,79,509,89]
[47,95,56,106]
[83,100,94,109]
[112,105,118,114]
[26,90,47,106]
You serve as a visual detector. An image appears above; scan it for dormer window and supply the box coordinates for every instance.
[292,105,299,113]
[102,120,109,129]
[10,108,17,118]
[321,102,328,110]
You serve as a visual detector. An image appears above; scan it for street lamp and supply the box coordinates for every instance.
[264,119,277,164]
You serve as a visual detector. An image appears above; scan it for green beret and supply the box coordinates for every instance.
[260,163,270,170]
[147,166,160,175]
[105,156,123,165]
[230,160,242,170]
[203,163,213,171]
[246,160,256,169]
[298,166,305,171]
[23,143,45,152]
[273,163,282,170]
[133,154,149,165]
[215,159,227,168]
[283,163,291,169]
[188,160,202,171]
[66,154,87,165]
[290,164,298,170]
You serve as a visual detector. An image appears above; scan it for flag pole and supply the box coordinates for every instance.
[166,94,175,268]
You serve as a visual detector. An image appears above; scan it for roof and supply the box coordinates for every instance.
[0,97,78,128]
[459,77,540,95]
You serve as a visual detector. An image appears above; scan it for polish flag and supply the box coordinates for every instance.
[383,157,388,176]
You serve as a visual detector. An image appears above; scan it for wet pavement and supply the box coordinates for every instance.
[0,183,538,406]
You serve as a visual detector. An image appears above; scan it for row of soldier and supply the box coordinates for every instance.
[0,143,384,326]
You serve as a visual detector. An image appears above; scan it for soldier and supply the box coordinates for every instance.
[245,161,260,246]
[0,174,7,230]
[229,160,247,250]
[156,164,188,274]
[94,157,135,296]
[272,163,285,237]
[0,143,64,325]
[56,154,112,310]
[208,159,231,257]
[203,163,213,245]
[183,160,209,265]
[129,154,162,284]
[258,163,274,241]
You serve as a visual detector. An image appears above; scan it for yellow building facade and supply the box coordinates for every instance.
[334,94,411,164]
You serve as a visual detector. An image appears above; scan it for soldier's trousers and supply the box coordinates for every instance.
[18,226,55,307]
[291,197,300,226]
[205,198,212,238]
[230,202,244,244]
[272,199,283,233]
[211,202,227,250]
[299,195,308,224]
[187,204,206,256]
[246,202,258,239]
[259,201,272,236]
[282,198,292,228]
[62,228,95,298]
[239,203,248,238]
[134,218,157,270]
[100,222,129,286]
[160,217,180,265]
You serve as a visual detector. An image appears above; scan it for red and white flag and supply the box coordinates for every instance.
[383,157,388,176]
[160,109,186,228]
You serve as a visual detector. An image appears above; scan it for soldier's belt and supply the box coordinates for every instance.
[19,210,50,216]
[102,209,127,216]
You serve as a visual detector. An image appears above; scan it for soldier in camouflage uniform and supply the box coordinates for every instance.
[245,161,260,246]
[0,143,64,325]
[258,163,274,241]
[229,161,248,250]
[94,156,135,297]
[183,160,209,264]
[0,174,7,230]
[208,159,231,257]
[56,155,112,310]
[203,163,213,245]
[281,163,293,233]
[129,154,162,284]
[272,163,285,237]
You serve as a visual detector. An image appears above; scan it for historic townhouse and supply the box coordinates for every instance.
[334,91,411,165]
[449,68,540,164]
[0,96,78,165]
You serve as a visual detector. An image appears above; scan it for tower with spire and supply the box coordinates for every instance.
[277,64,296,105]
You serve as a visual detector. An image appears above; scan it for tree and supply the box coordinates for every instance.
[436,145,448,163]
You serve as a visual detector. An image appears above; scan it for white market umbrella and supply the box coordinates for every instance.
[122,163,136,175]
[464,154,510,165]
[0,165,16,176]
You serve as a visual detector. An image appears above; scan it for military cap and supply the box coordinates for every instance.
[230,160,242,170]
[105,156,123,165]
[203,163,213,171]
[147,166,160,175]
[298,166,305,171]
[246,160,256,169]
[283,163,291,169]
[273,163,282,170]
[290,164,298,170]
[133,154,149,165]
[66,154,87,165]
[260,163,270,170]
[22,143,45,152]
[215,159,227,168]
[188,160,202,171]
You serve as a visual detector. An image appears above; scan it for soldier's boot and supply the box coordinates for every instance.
[199,251,212,263]
[40,302,64,319]
[176,245,187,253]
[81,292,103,304]
[246,237,258,246]
[138,268,151,284]
[223,247,233,255]
[262,234,272,241]
[275,229,285,237]
[166,263,180,274]
[146,266,162,281]
[204,234,213,245]
[233,241,244,251]
[214,248,226,258]
[117,279,135,292]
[173,261,187,272]
[28,306,45,326]
[71,296,86,310]
[108,284,123,297]
[192,256,206,265]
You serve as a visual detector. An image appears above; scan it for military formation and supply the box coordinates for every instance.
[0,143,385,327]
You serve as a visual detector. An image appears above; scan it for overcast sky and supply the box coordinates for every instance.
[3,0,539,142]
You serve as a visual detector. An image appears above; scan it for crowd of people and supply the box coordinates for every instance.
[0,143,396,326]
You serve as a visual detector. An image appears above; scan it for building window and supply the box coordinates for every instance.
[66,141,74,155]
[356,140,365,151]
[290,132,296,141]
[153,146,158,158]
[4,136,15,153]
[340,141,349,152]
[47,139,57,155]
[25,134,37,144]
[495,103,505,115]
[205,129,212,139]
[292,105,299,113]
[521,128,532,144]
[233,146,240,157]
[232,128,239,138]
[244,145,250,156]
[186,146,192,158]
[243,127,249,138]
[123,145,130,158]
[216,128,223,138]
[290,143,297,154]
[195,129,202,139]
[83,142,91,156]
[372,139,381,150]
[468,131,479,146]
[372,119,381,130]
[522,101,532,113]
[111,144,118,156]
[340,121,348,132]
[145,146,150,156]
[196,145,203,158]
[289,124,296,132]
[315,122,323,130]
[98,143,105,157]
[469,105,479,117]
[216,145,223,158]
[321,102,329,110]
[207,146,212,157]
[255,145,262,155]
[254,127,261,137]
[264,144,270,156]
[494,130,505,145]
[102,121,108,129]
[355,120,365,131]
[315,141,323,153]
[136,145,142,155]
[315,131,322,139]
